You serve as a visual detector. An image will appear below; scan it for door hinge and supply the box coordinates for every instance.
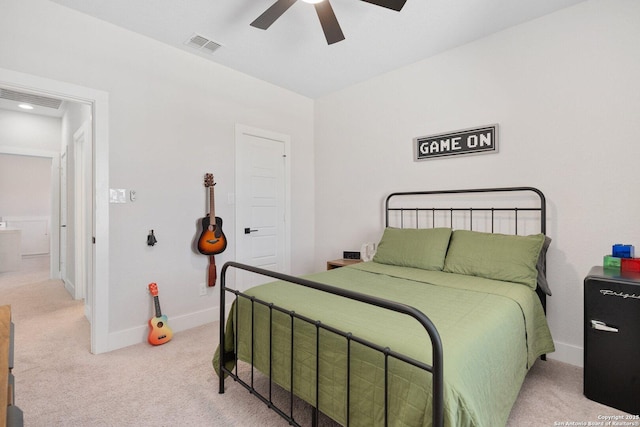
[92,236,96,244]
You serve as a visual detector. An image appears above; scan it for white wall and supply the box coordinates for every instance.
[0,0,315,350]
[0,109,61,152]
[314,0,640,366]
[0,154,51,218]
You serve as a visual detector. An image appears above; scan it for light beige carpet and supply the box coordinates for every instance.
[0,261,633,426]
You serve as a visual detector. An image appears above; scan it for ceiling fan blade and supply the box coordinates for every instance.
[360,0,407,12]
[314,1,345,45]
[251,0,298,30]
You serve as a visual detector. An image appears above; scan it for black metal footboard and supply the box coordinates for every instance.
[218,261,444,427]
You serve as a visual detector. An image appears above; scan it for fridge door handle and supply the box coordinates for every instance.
[590,320,619,333]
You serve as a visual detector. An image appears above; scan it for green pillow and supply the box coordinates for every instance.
[443,230,545,289]
[373,227,452,271]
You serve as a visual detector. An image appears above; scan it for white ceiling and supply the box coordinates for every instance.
[49,0,586,98]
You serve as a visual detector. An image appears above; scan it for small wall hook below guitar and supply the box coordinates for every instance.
[147,229,157,246]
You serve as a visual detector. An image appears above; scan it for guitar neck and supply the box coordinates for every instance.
[154,295,162,318]
[209,185,215,218]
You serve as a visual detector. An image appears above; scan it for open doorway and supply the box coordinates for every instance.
[0,67,110,354]
[0,89,92,328]
[0,152,56,277]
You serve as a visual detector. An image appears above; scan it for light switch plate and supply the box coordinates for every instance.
[109,188,127,203]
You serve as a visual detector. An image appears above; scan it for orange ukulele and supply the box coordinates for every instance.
[147,283,173,346]
[197,173,227,286]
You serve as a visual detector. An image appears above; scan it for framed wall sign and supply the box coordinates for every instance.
[414,124,498,161]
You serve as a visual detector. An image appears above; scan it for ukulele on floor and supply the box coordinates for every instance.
[147,282,173,346]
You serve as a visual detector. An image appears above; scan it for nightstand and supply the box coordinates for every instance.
[326,259,363,270]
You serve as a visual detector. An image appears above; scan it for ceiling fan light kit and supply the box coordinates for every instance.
[250,0,407,45]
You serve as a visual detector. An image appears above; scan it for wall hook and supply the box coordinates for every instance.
[147,230,157,246]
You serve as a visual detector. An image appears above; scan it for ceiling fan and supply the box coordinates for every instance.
[250,0,408,45]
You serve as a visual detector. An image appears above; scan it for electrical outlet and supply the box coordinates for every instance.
[199,282,207,296]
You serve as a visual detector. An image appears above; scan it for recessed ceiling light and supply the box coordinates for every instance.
[302,0,325,3]
[18,104,34,110]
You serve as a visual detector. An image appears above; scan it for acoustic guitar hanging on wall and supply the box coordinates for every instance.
[197,173,227,286]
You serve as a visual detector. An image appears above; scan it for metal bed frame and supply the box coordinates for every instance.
[218,187,547,427]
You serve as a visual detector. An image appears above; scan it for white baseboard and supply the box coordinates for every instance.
[171,305,221,331]
[84,302,91,323]
[106,304,228,353]
[547,340,583,367]
[63,279,75,298]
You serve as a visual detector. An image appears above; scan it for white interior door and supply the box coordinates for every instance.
[235,125,290,291]
[73,120,92,308]
[60,149,67,281]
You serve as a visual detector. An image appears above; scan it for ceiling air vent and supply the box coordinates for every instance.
[0,88,63,109]
[184,33,222,55]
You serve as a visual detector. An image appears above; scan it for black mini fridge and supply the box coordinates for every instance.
[584,266,640,414]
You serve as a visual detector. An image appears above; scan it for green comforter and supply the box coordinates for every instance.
[213,261,555,427]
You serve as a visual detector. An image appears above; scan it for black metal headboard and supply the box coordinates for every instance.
[386,186,546,234]
[384,187,547,310]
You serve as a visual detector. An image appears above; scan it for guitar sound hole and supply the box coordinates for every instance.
[157,321,164,328]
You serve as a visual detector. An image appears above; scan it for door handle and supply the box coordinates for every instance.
[590,320,619,333]
[244,228,258,234]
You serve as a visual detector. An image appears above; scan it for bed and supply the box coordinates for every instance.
[213,187,555,427]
